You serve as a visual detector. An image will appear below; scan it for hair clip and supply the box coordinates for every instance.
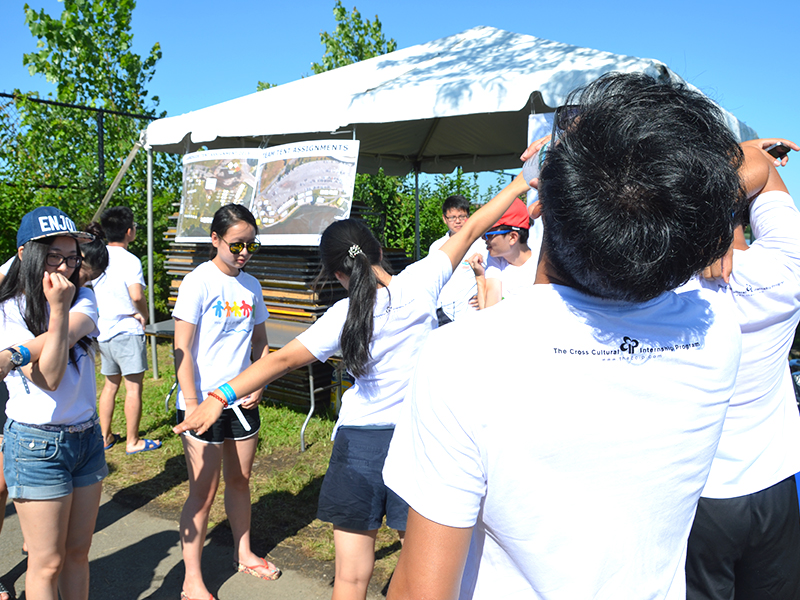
[348,244,363,258]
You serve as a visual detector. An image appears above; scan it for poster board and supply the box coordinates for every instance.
[177,140,360,245]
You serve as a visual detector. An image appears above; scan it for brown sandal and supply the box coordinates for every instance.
[234,557,282,580]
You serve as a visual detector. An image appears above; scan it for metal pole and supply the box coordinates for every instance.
[97,109,105,201]
[414,170,420,260]
[301,365,316,452]
[147,146,158,379]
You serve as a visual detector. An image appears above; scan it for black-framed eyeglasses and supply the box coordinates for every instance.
[482,229,516,241]
[220,236,261,254]
[551,104,581,143]
[444,214,469,223]
[46,253,82,268]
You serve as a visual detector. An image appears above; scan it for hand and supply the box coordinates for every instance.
[42,272,75,311]
[467,253,485,277]
[173,392,224,435]
[133,313,146,328]
[520,134,552,162]
[468,294,479,309]
[239,389,263,410]
[740,138,798,168]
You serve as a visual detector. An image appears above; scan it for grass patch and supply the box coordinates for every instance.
[99,339,402,591]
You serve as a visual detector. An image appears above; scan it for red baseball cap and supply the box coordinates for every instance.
[493,198,530,230]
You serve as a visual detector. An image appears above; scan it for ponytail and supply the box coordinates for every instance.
[318,220,387,377]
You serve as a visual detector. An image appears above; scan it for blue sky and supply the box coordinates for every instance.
[2,0,798,200]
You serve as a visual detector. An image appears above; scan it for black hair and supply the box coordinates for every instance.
[82,222,109,276]
[209,204,258,259]
[0,236,91,362]
[318,219,390,378]
[100,206,134,243]
[442,194,471,215]
[538,72,745,303]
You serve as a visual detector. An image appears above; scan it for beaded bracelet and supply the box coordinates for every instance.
[207,391,228,408]
[219,383,237,404]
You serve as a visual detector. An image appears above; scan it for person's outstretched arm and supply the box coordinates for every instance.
[173,338,317,435]
[387,509,473,600]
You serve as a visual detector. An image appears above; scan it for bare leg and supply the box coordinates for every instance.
[122,371,153,453]
[58,482,102,600]
[98,374,122,447]
[331,527,379,600]
[0,441,9,600]
[223,434,277,575]
[15,496,72,600]
[180,435,222,600]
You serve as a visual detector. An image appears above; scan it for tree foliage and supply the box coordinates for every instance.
[0,0,180,317]
[311,1,397,74]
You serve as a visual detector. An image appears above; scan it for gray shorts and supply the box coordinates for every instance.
[99,334,147,376]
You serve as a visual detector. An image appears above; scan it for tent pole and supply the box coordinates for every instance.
[147,146,158,379]
[414,170,420,260]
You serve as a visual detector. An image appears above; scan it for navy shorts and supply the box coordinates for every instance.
[3,419,108,500]
[177,405,260,444]
[317,426,409,531]
[686,475,800,599]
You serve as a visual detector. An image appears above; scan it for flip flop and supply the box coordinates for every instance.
[0,580,9,600]
[235,557,281,581]
[104,433,121,451]
[180,592,214,600]
[126,439,162,455]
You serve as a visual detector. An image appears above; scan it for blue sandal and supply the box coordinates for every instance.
[126,439,162,455]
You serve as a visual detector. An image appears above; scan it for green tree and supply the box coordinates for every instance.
[311,1,397,74]
[0,0,180,317]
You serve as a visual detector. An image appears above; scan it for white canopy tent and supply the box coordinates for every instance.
[145,25,756,175]
[140,27,758,371]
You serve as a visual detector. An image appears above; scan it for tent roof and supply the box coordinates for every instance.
[145,26,757,176]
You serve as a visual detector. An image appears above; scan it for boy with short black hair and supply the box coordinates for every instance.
[429,194,486,325]
[93,206,160,454]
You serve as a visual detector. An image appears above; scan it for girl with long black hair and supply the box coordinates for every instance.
[0,207,105,600]
[175,174,530,600]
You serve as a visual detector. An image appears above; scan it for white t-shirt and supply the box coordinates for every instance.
[429,235,486,321]
[297,250,452,437]
[0,257,13,277]
[172,261,268,410]
[385,284,741,600]
[484,250,539,302]
[692,190,800,498]
[1,288,100,425]
[91,245,146,342]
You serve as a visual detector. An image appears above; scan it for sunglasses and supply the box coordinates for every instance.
[551,104,581,143]
[46,253,83,268]
[482,229,515,241]
[219,236,261,254]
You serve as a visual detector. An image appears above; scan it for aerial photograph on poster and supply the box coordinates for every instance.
[177,149,261,238]
[176,141,360,245]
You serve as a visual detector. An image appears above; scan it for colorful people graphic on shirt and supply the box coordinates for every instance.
[224,301,232,317]
[213,299,225,318]
[232,301,242,318]
[241,300,252,317]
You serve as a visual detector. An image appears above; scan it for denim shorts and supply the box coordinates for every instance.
[99,333,147,376]
[317,426,409,531]
[2,419,108,500]
[177,405,260,444]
